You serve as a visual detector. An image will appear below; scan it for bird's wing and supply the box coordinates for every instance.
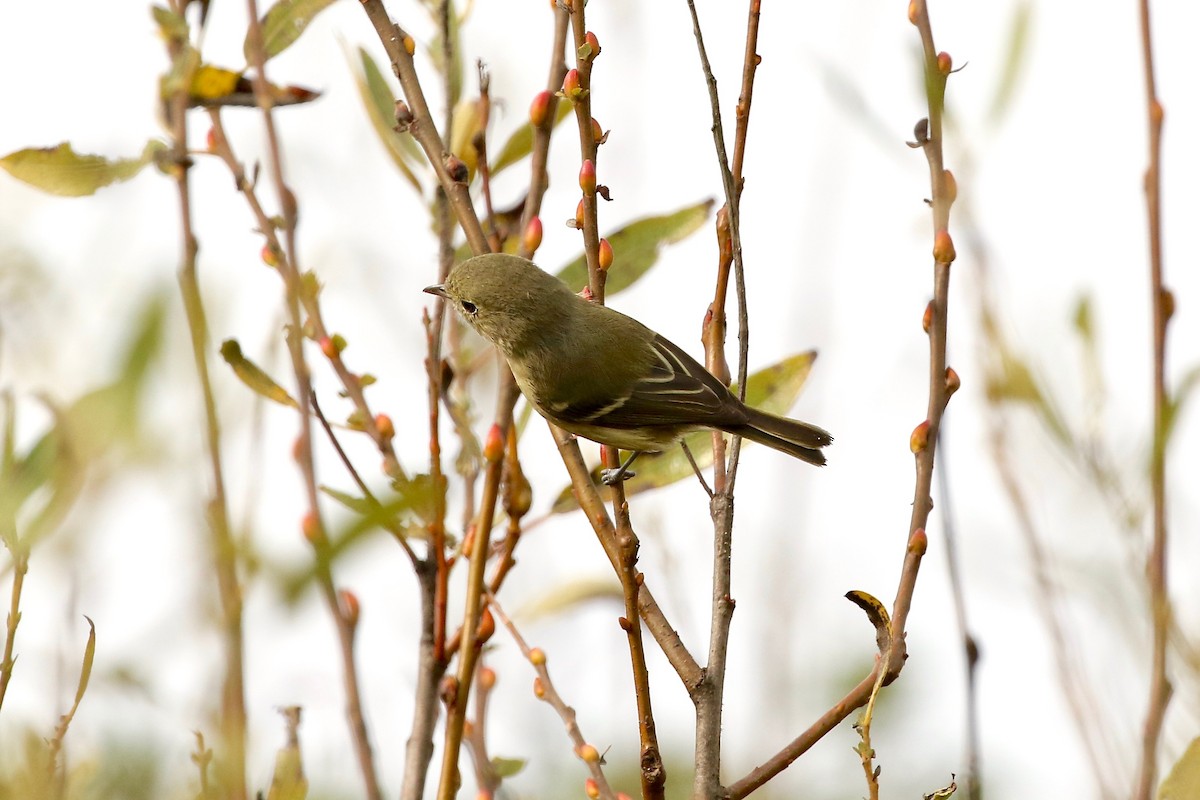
[552,335,735,429]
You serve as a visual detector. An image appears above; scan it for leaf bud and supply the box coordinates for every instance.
[937,51,952,75]
[523,216,544,254]
[445,154,468,184]
[945,367,961,397]
[529,647,547,666]
[909,527,928,555]
[576,744,600,764]
[338,589,360,628]
[476,608,496,644]
[561,68,582,100]
[598,238,614,270]
[394,100,414,130]
[933,229,956,264]
[375,413,395,441]
[484,423,504,463]
[579,159,596,194]
[528,90,551,128]
[479,666,497,690]
[910,420,930,454]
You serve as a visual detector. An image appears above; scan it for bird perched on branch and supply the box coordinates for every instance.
[426,253,831,483]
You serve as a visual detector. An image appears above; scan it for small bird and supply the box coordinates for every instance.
[425,253,831,483]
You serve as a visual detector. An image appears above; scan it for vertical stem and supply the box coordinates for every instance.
[164,19,247,795]
[1134,0,1172,796]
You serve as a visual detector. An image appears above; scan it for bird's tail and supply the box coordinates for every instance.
[725,407,832,467]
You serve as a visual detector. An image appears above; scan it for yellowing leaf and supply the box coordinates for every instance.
[247,0,338,62]
[556,200,714,295]
[449,98,482,178]
[1,141,166,197]
[190,64,243,100]
[219,339,299,408]
[1160,738,1200,800]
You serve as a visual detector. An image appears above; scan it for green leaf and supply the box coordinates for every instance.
[1160,738,1200,800]
[284,484,439,600]
[491,101,573,175]
[551,351,819,512]
[219,340,299,408]
[490,757,527,779]
[988,1,1033,125]
[555,199,714,295]
[1,141,167,197]
[245,0,337,63]
[351,47,423,191]
[516,577,623,619]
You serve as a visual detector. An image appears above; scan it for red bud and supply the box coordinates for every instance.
[533,676,545,698]
[484,423,504,463]
[937,51,952,75]
[583,31,601,60]
[597,238,614,270]
[528,90,551,128]
[907,0,918,24]
[579,159,596,194]
[261,243,279,267]
[585,778,600,799]
[476,608,496,644]
[479,666,497,689]
[523,216,544,254]
[910,420,930,454]
[338,589,360,627]
[909,527,929,555]
[933,229,956,264]
[574,198,586,229]
[562,68,582,99]
[922,301,934,333]
[375,413,395,441]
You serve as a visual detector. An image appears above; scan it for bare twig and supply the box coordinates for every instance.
[243,3,383,797]
[562,5,666,795]
[1134,0,1172,795]
[682,1,765,795]
[935,435,982,799]
[488,593,619,800]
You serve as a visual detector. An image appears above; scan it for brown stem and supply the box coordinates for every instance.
[244,3,382,797]
[164,24,247,796]
[1134,1,1172,797]
[489,593,619,800]
[359,0,489,256]
[550,427,702,690]
[435,397,514,800]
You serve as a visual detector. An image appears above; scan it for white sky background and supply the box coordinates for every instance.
[2,0,1199,798]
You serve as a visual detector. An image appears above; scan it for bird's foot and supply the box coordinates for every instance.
[600,467,636,486]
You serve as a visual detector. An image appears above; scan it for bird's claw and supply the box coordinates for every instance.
[600,467,636,486]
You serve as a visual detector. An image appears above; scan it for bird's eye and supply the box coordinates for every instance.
[460,300,478,315]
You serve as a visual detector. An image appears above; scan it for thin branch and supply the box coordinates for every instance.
[488,593,619,800]
[1134,0,1172,794]
[162,13,247,794]
[550,426,702,689]
[565,6,664,793]
[683,1,765,795]
[935,433,982,800]
[244,3,382,797]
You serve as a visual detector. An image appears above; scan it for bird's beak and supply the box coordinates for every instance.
[424,284,449,299]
